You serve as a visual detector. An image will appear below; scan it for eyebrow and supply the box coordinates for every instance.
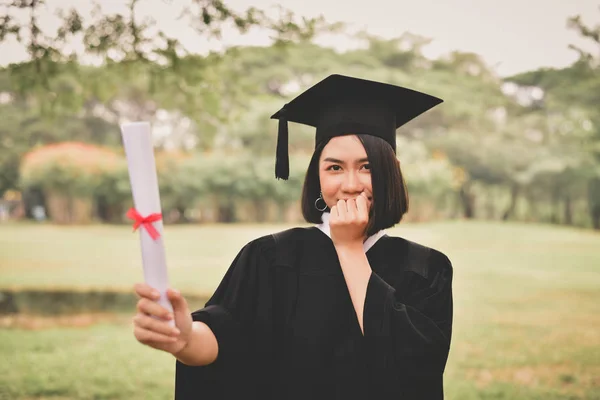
[323,157,369,164]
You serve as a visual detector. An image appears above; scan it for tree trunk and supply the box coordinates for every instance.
[96,196,114,222]
[459,182,476,219]
[72,197,93,224]
[563,195,573,225]
[176,205,190,223]
[253,199,268,223]
[22,188,45,220]
[502,184,519,221]
[588,178,600,230]
[217,201,236,223]
[549,190,561,225]
[46,191,69,224]
[592,206,600,230]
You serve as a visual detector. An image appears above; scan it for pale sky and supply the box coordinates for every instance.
[0,0,598,76]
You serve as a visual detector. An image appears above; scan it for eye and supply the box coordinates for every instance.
[361,164,371,171]
[326,165,342,171]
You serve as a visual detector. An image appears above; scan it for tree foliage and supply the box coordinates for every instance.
[1,2,599,228]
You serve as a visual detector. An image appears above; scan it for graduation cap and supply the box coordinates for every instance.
[270,74,443,180]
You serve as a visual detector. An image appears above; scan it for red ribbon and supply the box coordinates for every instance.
[127,208,162,240]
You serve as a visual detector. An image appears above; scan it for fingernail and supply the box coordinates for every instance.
[152,290,160,298]
[172,328,180,335]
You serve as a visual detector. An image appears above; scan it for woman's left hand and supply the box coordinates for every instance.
[330,192,371,248]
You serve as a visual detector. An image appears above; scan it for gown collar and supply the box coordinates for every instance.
[316,212,386,253]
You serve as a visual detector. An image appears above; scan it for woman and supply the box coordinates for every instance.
[132,74,453,399]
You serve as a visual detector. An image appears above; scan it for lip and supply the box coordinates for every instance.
[338,197,373,201]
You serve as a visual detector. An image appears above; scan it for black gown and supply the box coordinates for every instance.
[175,226,453,399]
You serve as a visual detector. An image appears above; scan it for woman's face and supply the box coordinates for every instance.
[318,135,373,209]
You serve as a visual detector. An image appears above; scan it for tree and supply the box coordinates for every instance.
[505,6,600,229]
[0,0,336,196]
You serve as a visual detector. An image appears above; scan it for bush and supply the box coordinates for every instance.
[18,142,319,223]
[21,142,122,195]
[20,142,124,223]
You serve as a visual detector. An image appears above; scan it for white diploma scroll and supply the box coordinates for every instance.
[121,122,174,321]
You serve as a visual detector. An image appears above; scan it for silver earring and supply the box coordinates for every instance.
[314,192,328,212]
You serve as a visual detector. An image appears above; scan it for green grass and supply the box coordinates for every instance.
[0,321,176,400]
[0,222,283,295]
[1,220,600,399]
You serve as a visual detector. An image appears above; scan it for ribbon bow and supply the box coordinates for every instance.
[127,208,162,240]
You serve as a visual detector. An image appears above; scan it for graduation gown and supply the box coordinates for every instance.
[175,226,453,399]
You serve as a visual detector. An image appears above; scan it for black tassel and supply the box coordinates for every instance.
[275,106,289,180]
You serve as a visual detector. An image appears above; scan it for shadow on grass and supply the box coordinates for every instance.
[0,289,209,318]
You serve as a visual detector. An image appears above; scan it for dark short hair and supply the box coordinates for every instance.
[301,134,409,236]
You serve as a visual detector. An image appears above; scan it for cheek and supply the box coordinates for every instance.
[319,172,340,201]
[360,174,373,195]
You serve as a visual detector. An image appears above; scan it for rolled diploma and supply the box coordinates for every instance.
[121,122,174,320]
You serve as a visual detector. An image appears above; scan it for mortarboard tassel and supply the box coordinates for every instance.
[275,106,289,180]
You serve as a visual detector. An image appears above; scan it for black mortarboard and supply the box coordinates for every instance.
[270,74,443,180]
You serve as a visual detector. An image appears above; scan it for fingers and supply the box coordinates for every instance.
[331,196,369,226]
[133,313,180,337]
[346,198,358,220]
[356,193,369,222]
[356,195,369,222]
[134,283,160,300]
[358,191,371,208]
[137,297,173,320]
[336,199,348,220]
[359,191,370,203]
[167,288,190,316]
[332,199,366,221]
[133,325,178,344]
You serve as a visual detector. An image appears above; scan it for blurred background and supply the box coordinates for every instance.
[0,0,599,399]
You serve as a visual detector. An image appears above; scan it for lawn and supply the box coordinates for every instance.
[0,220,599,399]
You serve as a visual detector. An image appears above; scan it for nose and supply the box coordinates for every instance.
[342,170,362,193]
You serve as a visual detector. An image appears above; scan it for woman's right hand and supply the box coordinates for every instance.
[133,283,193,356]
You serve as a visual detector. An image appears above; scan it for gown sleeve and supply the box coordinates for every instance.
[363,246,453,396]
[174,236,276,400]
